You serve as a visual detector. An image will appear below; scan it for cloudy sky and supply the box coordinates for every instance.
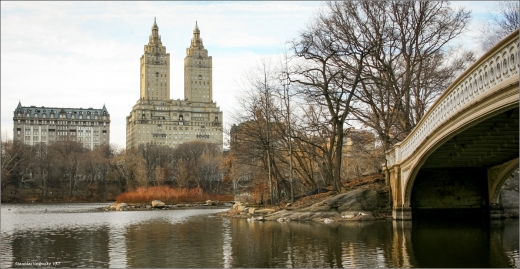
[1,1,499,148]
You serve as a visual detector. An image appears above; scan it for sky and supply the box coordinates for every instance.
[1,1,500,149]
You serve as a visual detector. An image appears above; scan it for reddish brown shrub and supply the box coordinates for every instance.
[115,186,233,204]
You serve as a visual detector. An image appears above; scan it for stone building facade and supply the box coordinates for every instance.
[126,19,223,149]
[13,102,110,148]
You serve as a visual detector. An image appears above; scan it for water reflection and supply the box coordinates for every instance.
[222,218,233,268]
[410,219,519,268]
[229,220,405,268]
[1,204,518,268]
[108,225,127,268]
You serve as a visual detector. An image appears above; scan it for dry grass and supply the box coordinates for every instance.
[115,186,233,204]
[343,173,384,190]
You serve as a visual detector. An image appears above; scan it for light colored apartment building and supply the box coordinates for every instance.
[13,102,110,148]
[126,19,223,149]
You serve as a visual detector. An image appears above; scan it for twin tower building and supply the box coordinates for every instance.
[126,18,223,149]
[12,19,220,150]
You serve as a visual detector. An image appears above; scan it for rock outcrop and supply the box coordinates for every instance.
[151,200,166,208]
[263,187,390,222]
[227,186,392,222]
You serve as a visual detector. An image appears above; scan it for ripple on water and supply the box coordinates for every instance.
[1,204,518,268]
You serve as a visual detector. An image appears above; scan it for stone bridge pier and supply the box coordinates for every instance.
[384,30,519,220]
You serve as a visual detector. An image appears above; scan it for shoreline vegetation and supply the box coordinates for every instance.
[102,174,394,223]
[7,173,518,222]
[115,186,233,204]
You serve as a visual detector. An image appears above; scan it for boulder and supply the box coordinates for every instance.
[206,200,215,206]
[324,218,334,224]
[340,211,375,221]
[116,203,128,211]
[277,217,291,222]
[232,202,247,212]
[248,216,265,221]
[255,208,276,213]
[232,202,242,210]
[109,202,119,210]
[152,200,165,208]
[335,189,379,212]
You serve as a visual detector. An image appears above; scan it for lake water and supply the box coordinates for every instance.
[1,203,518,268]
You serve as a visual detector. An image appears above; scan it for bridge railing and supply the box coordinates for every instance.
[386,30,519,167]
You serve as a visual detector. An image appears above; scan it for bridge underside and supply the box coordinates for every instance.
[420,108,518,170]
[411,108,519,219]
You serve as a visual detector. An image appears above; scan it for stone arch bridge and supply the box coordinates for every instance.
[384,30,519,219]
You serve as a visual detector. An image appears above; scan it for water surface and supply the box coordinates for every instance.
[1,203,518,268]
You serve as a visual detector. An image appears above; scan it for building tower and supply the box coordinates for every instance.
[184,21,213,103]
[140,17,170,101]
[126,19,223,150]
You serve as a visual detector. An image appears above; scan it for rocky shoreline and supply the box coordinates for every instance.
[103,176,393,224]
[218,186,392,223]
[101,200,233,211]
[100,172,518,221]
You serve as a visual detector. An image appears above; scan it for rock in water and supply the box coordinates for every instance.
[232,202,247,212]
[116,203,128,211]
[324,218,334,224]
[109,202,119,210]
[152,200,165,208]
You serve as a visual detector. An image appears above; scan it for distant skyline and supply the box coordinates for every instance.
[1,1,498,149]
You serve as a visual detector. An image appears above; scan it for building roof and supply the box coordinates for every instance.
[14,101,109,119]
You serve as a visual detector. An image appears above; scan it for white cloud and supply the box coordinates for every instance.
[1,1,499,148]
[1,1,320,148]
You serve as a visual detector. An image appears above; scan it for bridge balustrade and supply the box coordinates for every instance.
[387,32,519,167]
[385,30,519,220]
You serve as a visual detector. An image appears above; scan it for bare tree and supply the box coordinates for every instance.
[110,148,147,192]
[49,141,87,196]
[317,1,473,150]
[288,4,369,192]
[479,1,520,51]
[169,141,221,189]
[230,57,293,203]
[1,139,26,199]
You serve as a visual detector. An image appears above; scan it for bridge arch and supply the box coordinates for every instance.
[385,30,519,219]
[488,158,519,205]
[404,106,518,217]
